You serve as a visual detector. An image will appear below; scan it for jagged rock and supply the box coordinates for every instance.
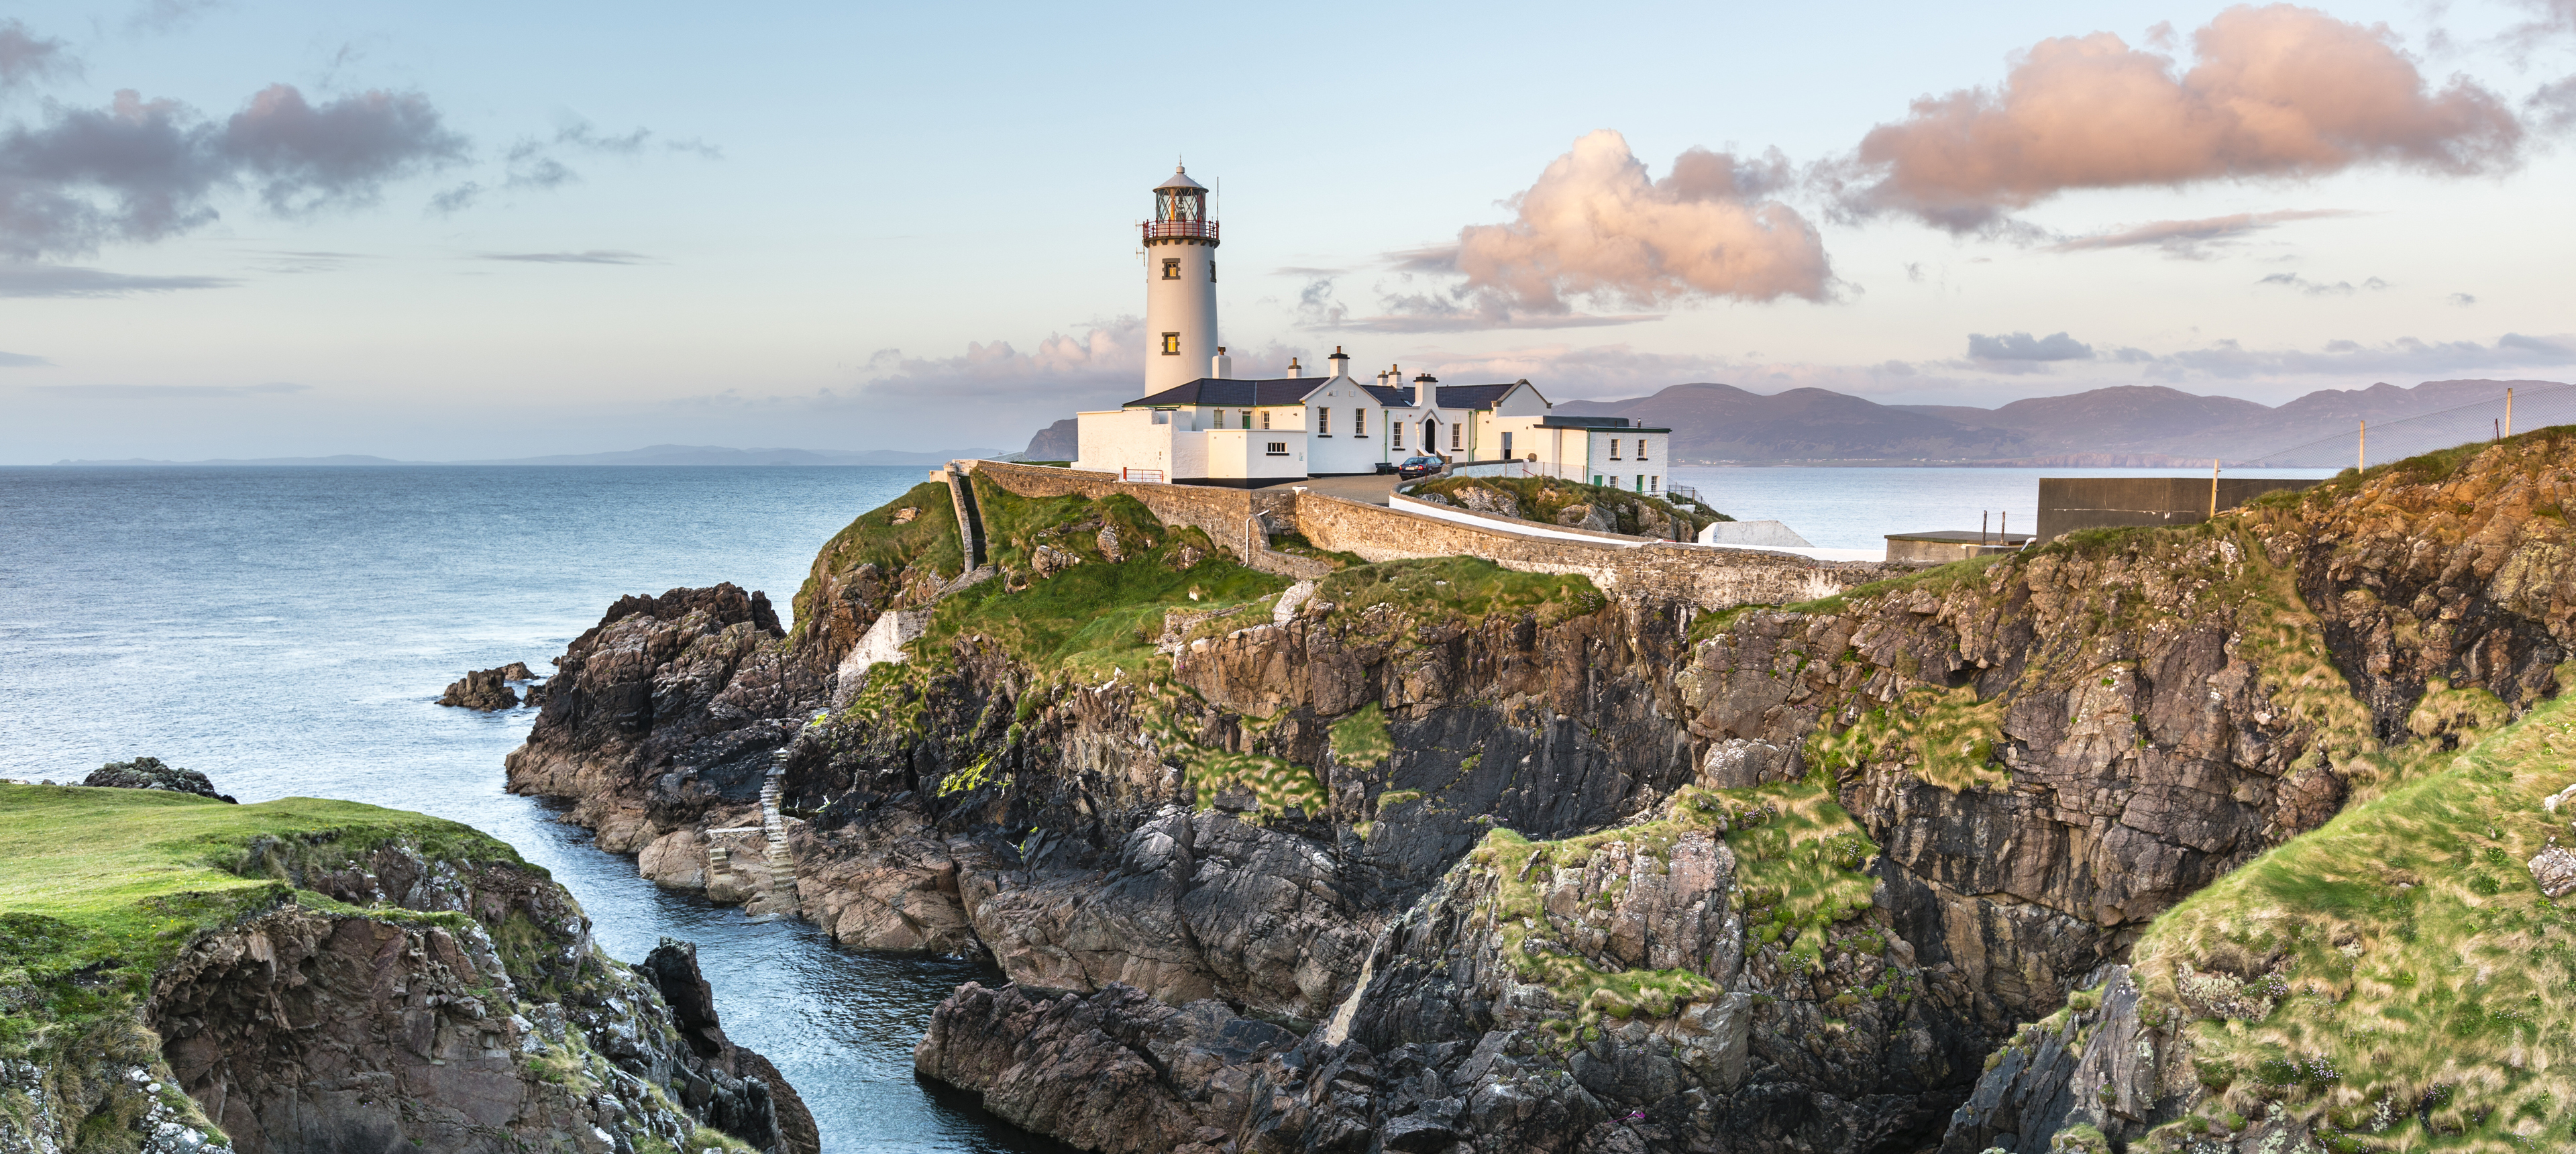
[83,757,235,804]
[2530,845,2576,898]
[60,838,822,1154]
[1554,503,1615,532]
[892,506,920,524]
[1454,485,1518,516]
[438,666,519,711]
[517,435,2576,1153]
[1097,524,1126,561]
[1032,543,1082,577]
[914,982,1295,1154]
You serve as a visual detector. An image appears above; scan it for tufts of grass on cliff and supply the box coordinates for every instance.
[0,784,523,1057]
[791,481,965,643]
[1317,556,1605,643]
[1466,777,1879,1042]
[932,479,1290,679]
[2121,684,2576,1152]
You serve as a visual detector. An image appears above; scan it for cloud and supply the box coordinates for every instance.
[0,349,50,366]
[478,250,648,264]
[1430,130,1831,315]
[427,119,718,213]
[0,82,467,258]
[2047,208,2357,257]
[0,260,237,296]
[125,0,224,35]
[2255,272,2391,295]
[2449,292,2479,306]
[27,381,307,398]
[1968,331,2095,360]
[2149,331,2575,378]
[1841,5,2523,231]
[0,19,73,93]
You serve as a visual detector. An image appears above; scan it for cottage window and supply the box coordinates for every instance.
[1450,423,1462,451]
[1265,441,1289,456]
[1609,439,1623,460]
[1260,410,1270,430]
[1391,423,1403,449]
[1354,408,1365,435]
[1318,407,1331,435]
[1638,439,1649,460]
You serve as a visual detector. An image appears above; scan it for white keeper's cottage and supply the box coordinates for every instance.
[1073,165,1673,493]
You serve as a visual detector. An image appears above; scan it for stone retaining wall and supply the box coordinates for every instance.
[963,460,1898,610]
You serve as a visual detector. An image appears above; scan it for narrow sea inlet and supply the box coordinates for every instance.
[0,461,2326,1151]
[0,464,1066,1153]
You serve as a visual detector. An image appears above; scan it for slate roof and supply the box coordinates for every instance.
[1433,382,1522,411]
[1124,377,1328,408]
[1360,384,1414,407]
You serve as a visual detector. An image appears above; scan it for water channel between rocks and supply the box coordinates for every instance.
[0,462,2330,1151]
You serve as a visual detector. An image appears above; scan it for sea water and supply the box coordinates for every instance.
[0,465,1068,1153]
[0,463,2334,1151]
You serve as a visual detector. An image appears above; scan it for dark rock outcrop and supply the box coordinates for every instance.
[438,667,519,711]
[83,756,236,803]
[517,435,2576,1154]
[8,823,813,1154]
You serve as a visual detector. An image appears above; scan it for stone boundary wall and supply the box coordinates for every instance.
[1389,490,1657,547]
[963,460,1898,610]
[1291,490,1892,607]
[961,460,1330,580]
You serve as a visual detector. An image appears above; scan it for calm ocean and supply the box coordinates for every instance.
[0,463,2329,1151]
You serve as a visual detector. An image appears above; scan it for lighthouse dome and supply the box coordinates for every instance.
[1155,165,1208,192]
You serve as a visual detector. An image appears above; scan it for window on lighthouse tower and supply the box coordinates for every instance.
[1161,259,1180,280]
[1161,333,1180,355]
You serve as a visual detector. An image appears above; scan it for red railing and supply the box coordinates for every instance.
[1120,468,1166,484]
[1142,219,1218,242]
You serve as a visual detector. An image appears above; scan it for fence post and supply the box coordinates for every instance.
[2359,421,2366,472]
[2507,387,2514,437]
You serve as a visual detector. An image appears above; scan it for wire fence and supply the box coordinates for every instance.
[2233,383,2576,469]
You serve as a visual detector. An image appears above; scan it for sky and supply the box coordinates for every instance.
[3,0,2573,463]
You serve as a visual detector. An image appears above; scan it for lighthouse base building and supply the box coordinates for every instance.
[1073,166,1670,492]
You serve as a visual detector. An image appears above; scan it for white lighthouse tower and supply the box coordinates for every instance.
[1141,164,1219,395]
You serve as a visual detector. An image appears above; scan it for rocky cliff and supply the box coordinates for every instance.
[0,785,814,1154]
[508,431,2576,1153]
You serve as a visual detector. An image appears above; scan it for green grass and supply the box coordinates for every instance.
[1316,556,1605,643]
[791,482,964,643]
[1806,684,2010,792]
[1463,778,1878,1039]
[0,784,524,1061]
[924,480,1288,678]
[1328,703,1393,770]
[2121,688,2576,1152]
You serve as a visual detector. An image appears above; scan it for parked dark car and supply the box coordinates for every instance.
[1397,455,1446,479]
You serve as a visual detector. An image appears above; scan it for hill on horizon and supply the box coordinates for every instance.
[1555,378,2563,465]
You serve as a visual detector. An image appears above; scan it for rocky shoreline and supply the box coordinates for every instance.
[504,439,2575,1153]
[0,786,814,1154]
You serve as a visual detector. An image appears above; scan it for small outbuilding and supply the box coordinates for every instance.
[1884,531,2031,564]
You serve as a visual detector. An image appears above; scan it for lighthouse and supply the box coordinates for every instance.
[1142,164,1219,395]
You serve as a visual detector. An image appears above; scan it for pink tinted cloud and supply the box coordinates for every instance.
[1438,130,1831,313]
[1846,4,2522,230]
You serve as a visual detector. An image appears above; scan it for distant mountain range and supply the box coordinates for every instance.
[49,444,1010,468]
[1554,378,2563,465]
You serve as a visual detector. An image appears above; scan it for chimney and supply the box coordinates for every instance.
[1326,345,1350,380]
[1211,346,1232,379]
[1287,357,1303,378]
[1414,372,1438,405]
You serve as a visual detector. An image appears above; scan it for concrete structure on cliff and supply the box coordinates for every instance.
[1074,165,1672,490]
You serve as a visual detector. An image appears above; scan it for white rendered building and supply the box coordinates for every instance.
[1072,166,1673,491]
